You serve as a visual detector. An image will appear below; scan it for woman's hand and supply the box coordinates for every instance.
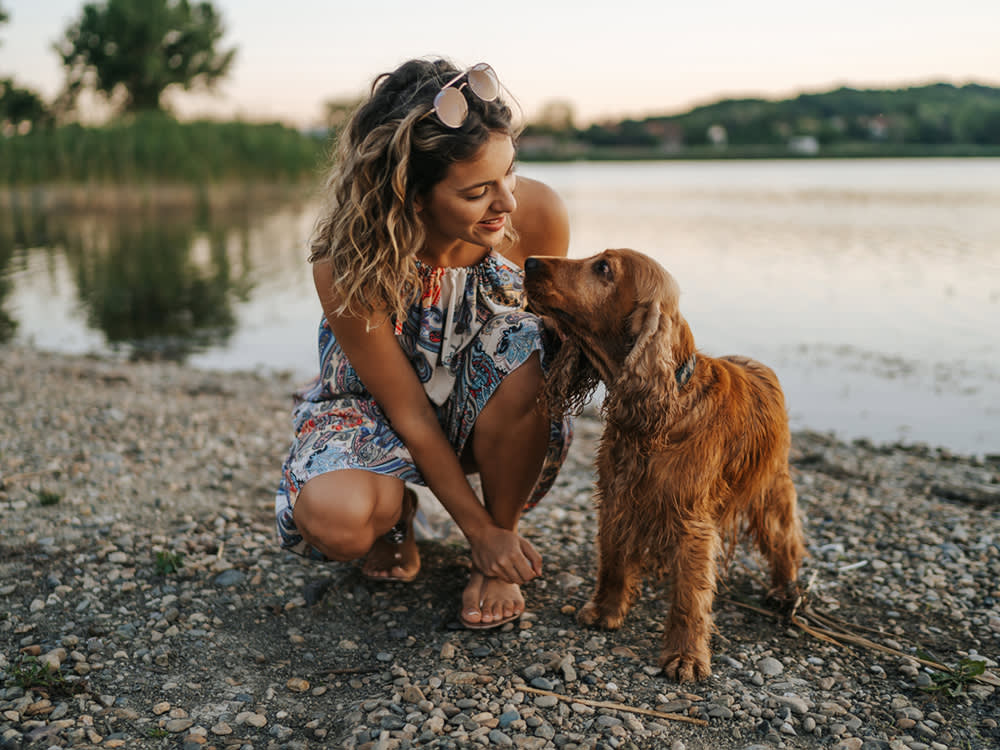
[468,525,542,585]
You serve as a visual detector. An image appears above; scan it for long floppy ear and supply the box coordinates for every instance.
[622,301,666,379]
[540,338,601,421]
[605,299,683,437]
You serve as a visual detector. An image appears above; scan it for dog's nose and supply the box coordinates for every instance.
[524,257,540,273]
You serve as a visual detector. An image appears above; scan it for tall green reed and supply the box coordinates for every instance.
[0,113,329,185]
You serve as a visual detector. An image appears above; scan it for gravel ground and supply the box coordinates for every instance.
[2,346,999,750]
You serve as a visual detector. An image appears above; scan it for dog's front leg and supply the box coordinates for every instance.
[659,521,719,682]
[577,514,641,630]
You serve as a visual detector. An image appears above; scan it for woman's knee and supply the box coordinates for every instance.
[293,477,378,561]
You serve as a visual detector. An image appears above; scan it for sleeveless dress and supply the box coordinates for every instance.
[275,249,573,559]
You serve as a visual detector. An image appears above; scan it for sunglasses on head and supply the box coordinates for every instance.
[430,63,500,128]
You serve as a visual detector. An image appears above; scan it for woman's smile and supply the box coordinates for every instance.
[479,215,507,232]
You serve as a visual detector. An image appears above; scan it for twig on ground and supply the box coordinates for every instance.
[1,468,60,485]
[326,666,380,676]
[519,685,709,726]
[720,587,1000,687]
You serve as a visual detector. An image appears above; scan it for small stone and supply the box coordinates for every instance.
[236,712,267,728]
[553,572,584,589]
[498,709,520,728]
[774,694,810,715]
[488,728,514,746]
[286,677,309,692]
[422,715,445,734]
[757,657,784,676]
[213,570,245,587]
[402,685,426,704]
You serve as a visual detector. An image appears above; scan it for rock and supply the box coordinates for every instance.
[756,657,784,676]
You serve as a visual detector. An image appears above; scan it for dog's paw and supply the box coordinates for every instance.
[659,650,712,683]
[577,601,625,630]
[765,580,804,614]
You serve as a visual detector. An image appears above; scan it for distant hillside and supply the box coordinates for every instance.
[520,83,1000,159]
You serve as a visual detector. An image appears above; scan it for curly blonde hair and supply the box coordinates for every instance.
[309,58,517,326]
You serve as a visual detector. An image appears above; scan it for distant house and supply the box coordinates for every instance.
[517,133,587,159]
[867,115,890,140]
[643,120,684,153]
[707,124,728,147]
[788,135,820,155]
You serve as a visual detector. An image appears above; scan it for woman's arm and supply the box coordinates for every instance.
[312,260,542,584]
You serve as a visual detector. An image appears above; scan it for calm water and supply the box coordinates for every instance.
[2,159,999,456]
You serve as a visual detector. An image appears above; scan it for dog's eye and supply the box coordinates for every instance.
[593,259,613,279]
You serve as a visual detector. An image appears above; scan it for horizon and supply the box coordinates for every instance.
[2,0,999,127]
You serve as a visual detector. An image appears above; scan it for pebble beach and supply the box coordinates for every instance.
[2,345,999,750]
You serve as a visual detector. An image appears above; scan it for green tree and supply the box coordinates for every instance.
[55,0,236,113]
[1,4,50,128]
[0,79,48,128]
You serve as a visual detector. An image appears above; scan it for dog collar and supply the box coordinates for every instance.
[675,354,697,388]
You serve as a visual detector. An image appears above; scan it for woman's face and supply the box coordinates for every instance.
[417,131,517,253]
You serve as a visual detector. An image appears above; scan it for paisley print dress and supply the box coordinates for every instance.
[275,250,573,559]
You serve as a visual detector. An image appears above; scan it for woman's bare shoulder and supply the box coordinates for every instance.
[508,176,570,264]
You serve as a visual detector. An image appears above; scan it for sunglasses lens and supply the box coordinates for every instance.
[433,87,469,128]
[467,64,499,101]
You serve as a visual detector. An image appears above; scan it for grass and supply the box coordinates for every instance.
[35,488,61,506]
[153,549,185,576]
[0,113,329,187]
[918,654,988,698]
[8,653,67,692]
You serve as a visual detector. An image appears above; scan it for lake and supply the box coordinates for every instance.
[2,158,998,456]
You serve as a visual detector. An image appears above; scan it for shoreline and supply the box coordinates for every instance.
[0,181,316,215]
[2,344,998,749]
[8,341,999,465]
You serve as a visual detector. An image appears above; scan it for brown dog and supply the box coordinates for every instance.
[524,248,805,682]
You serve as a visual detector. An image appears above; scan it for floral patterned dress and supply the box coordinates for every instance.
[275,250,573,559]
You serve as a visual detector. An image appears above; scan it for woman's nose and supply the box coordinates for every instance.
[494,184,517,213]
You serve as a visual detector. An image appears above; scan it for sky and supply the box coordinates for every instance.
[1,0,998,127]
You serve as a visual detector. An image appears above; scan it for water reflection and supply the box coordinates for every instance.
[4,160,999,454]
[2,199,262,361]
[0,225,17,343]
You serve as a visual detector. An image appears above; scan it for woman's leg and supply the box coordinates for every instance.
[292,470,420,581]
[461,351,550,626]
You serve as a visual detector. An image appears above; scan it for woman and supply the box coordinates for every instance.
[275,58,572,629]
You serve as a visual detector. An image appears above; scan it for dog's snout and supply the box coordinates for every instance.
[524,257,540,274]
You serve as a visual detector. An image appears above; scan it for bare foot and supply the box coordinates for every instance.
[361,489,420,582]
[459,569,524,629]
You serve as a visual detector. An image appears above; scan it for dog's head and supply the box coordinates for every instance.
[525,248,696,421]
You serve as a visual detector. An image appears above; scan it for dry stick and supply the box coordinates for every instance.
[519,686,708,727]
[327,666,379,675]
[798,606,1000,685]
[719,595,999,686]
[1,468,60,484]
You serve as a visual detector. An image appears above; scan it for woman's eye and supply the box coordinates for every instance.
[467,187,488,200]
